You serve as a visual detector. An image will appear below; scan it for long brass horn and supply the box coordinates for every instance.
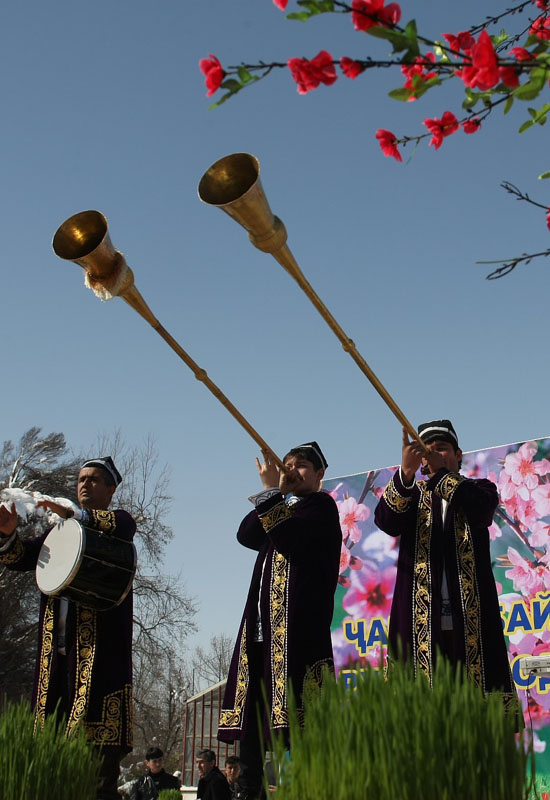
[199,153,428,452]
[52,210,286,469]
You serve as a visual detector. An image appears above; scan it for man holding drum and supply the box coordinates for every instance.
[0,456,136,800]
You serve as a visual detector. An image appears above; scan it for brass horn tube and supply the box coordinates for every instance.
[52,210,286,470]
[199,153,428,453]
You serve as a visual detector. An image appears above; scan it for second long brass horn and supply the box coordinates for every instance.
[199,153,427,452]
[52,209,286,470]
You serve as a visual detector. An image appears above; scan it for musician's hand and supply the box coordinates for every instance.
[255,451,280,490]
[422,448,447,477]
[401,427,425,484]
[279,464,305,496]
[0,502,17,537]
[36,499,72,519]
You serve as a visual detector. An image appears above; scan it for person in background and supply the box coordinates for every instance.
[196,750,230,800]
[129,746,181,799]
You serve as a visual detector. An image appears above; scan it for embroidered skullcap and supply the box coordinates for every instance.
[417,420,459,448]
[295,441,328,470]
[80,456,122,486]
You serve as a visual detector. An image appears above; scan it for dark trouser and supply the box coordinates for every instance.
[239,643,267,800]
[97,748,125,800]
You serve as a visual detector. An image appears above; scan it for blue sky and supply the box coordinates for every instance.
[2,0,549,656]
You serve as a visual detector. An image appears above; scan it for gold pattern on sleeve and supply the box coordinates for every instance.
[218,625,249,730]
[270,551,290,728]
[435,472,466,503]
[258,501,293,533]
[413,484,433,685]
[454,510,483,689]
[33,597,55,733]
[382,477,413,514]
[0,536,25,565]
[89,509,117,532]
[66,606,97,736]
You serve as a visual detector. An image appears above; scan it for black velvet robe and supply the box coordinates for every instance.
[218,490,341,742]
[0,508,136,750]
[374,467,517,708]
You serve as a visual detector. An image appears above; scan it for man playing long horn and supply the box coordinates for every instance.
[374,421,518,709]
[0,456,135,800]
[218,442,342,799]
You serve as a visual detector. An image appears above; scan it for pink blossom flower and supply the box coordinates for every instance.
[505,547,546,594]
[351,0,401,32]
[343,565,397,617]
[287,50,337,94]
[504,442,548,490]
[489,521,502,540]
[423,111,459,149]
[338,497,370,543]
[462,117,481,134]
[401,53,436,99]
[328,482,343,501]
[529,520,550,547]
[530,16,550,40]
[199,54,225,97]
[375,129,402,162]
[532,483,550,517]
[547,207,550,231]
[455,30,499,91]
[273,0,288,8]
[340,544,351,573]
[340,57,364,78]
[510,47,534,61]
[443,30,476,55]
[498,66,519,87]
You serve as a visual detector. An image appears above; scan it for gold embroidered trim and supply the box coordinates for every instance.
[84,685,132,747]
[218,624,249,729]
[0,535,25,565]
[89,510,116,533]
[270,551,290,728]
[382,477,413,514]
[413,484,433,684]
[435,472,466,503]
[454,510,483,689]
[295,658,334,726]
[66,606,97,736]
[33,597,55,733]
[258,501,293,533]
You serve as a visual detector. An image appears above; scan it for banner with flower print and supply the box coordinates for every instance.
[325,436,550,777]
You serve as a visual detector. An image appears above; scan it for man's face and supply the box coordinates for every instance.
[422,439,462,475]
[196,756,214,778]
[281,455,324,497]
[225,762,241,784]
[77,467,116,510]
[146,757,164,775]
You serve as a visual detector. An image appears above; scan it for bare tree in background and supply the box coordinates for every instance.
[0,428,81,701]
[191,633,234,691]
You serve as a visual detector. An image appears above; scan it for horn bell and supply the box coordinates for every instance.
[52,210,120,281]
[198,153,287,254]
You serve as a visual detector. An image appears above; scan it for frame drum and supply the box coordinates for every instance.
[36,518,137,611]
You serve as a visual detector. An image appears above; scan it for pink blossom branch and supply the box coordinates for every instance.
[358,470,377,505]
[494,507,544,558]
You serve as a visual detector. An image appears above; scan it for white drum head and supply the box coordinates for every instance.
[36,518,85,595]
